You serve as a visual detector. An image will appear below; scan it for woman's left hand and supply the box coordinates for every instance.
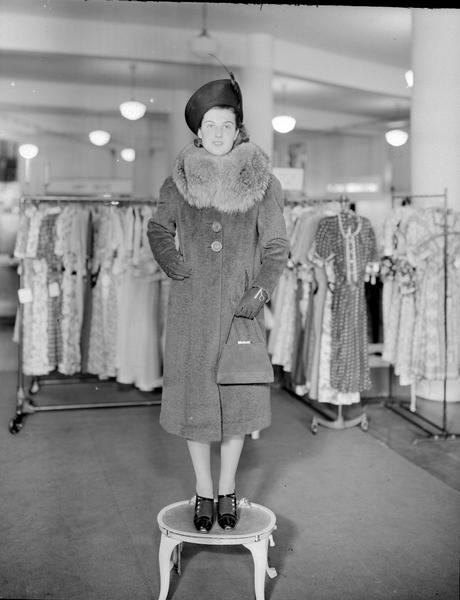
[234,287,269,319]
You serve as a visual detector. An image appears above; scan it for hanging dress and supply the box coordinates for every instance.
[314,212,377,393]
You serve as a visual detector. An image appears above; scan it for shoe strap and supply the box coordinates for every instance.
[218,494,237,515]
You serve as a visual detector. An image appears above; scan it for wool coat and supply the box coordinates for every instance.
[147,141,289,442]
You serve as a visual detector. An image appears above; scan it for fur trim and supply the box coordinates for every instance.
[172,141,271,214]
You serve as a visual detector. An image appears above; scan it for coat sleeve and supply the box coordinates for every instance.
[147,177,181,273]
[252,175,290,297]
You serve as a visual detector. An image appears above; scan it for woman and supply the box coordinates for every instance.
[147,73,289,532]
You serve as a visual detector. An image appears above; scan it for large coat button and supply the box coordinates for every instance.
[211,241,222,252]
[212,221,222,232]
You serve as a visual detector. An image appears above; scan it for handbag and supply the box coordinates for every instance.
[216,315,274,385]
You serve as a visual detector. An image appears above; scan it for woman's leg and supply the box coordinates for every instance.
[218,434,245,495]
[186,439,213,498]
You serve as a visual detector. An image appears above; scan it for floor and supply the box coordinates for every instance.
[1,320,460,600]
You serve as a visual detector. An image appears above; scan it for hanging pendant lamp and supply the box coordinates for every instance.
[18,143,39,159]
[384,102,409,147]
[189,4,219,59]
[89,129,111,146]
[385,129,409,147]
[272,115,296,134]
[272,83,296,134]
[120,64,146,121]
[121,147,136,162]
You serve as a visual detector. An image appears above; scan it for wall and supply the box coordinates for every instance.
[13,113,169,198]
[11,112,411,207]
[273,129,410,195]
[273,130,411,241]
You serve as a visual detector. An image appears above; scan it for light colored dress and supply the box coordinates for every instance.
[410,208,460,380]
[54,206,89,375]
[87,207,124,379]
[116,206,164,391]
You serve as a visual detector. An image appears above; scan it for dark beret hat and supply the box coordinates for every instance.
[185,78,243,134]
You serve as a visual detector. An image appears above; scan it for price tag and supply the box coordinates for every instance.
[18,288,33,304]
[48,282,60,297]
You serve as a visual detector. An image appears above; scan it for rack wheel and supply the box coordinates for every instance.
[29,379,40,395]
[9,415,24,434]
[310,418,318,435]
[361,415,369,432]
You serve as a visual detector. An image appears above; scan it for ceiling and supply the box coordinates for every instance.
[0,1,413,69]
[0,1,414,137]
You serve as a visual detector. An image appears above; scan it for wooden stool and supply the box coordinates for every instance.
[157,497,277,600]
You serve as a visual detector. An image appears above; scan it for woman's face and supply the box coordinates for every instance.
[198,107,238,156]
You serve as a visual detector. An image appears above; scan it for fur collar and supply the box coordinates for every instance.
[172,141,271,214]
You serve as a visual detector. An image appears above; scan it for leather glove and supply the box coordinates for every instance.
[147,220,192,281]
[164,256,192,281]
[234,286,269,319]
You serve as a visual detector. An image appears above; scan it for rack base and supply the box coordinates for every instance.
[9,378,161,434]
[311,410,368,434]
[385,399,459,443]
[282,385,368,434]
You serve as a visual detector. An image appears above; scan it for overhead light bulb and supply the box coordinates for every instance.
[385,129,409,147]
[119,100,146,121]
[18,143,39,159]
[405,69,414,88]
[121,147,136,162]
[272,115,296,134]
[89,130,111,146]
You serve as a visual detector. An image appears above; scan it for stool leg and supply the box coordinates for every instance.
[158,534,180,600]
[243,539,269,600]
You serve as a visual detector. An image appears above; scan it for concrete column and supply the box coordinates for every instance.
[411,9,460,205]
[150,145,169,199]
[169,89,193,170]
[240,33,274,160]
[410,9,460,402]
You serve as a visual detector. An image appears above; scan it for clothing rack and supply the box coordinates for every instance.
[20,194,157,206]
[284,194,350,207]
[385,189,459,442]
[281,194,369,432]
[9,195,161,435]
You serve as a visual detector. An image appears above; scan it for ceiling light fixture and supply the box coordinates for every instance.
[18,143,39,159]
[89,129,111,146]
[120,64,147,121]
[189,3,219,59]
[385,129,409,147]
[272,115,296,134]
[272,83,296,134]
[121,147,136,162]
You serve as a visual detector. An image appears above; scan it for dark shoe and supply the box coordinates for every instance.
[217,492,238,530]
[193,494,215,533]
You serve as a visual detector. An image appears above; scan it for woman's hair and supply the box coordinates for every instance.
[194,105,249,148]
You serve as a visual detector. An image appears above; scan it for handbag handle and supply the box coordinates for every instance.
[223,314,265,345]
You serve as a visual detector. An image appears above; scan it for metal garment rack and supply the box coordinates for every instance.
[9,195,161,434]
[281,195,369,432]
[385,189,459,442]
